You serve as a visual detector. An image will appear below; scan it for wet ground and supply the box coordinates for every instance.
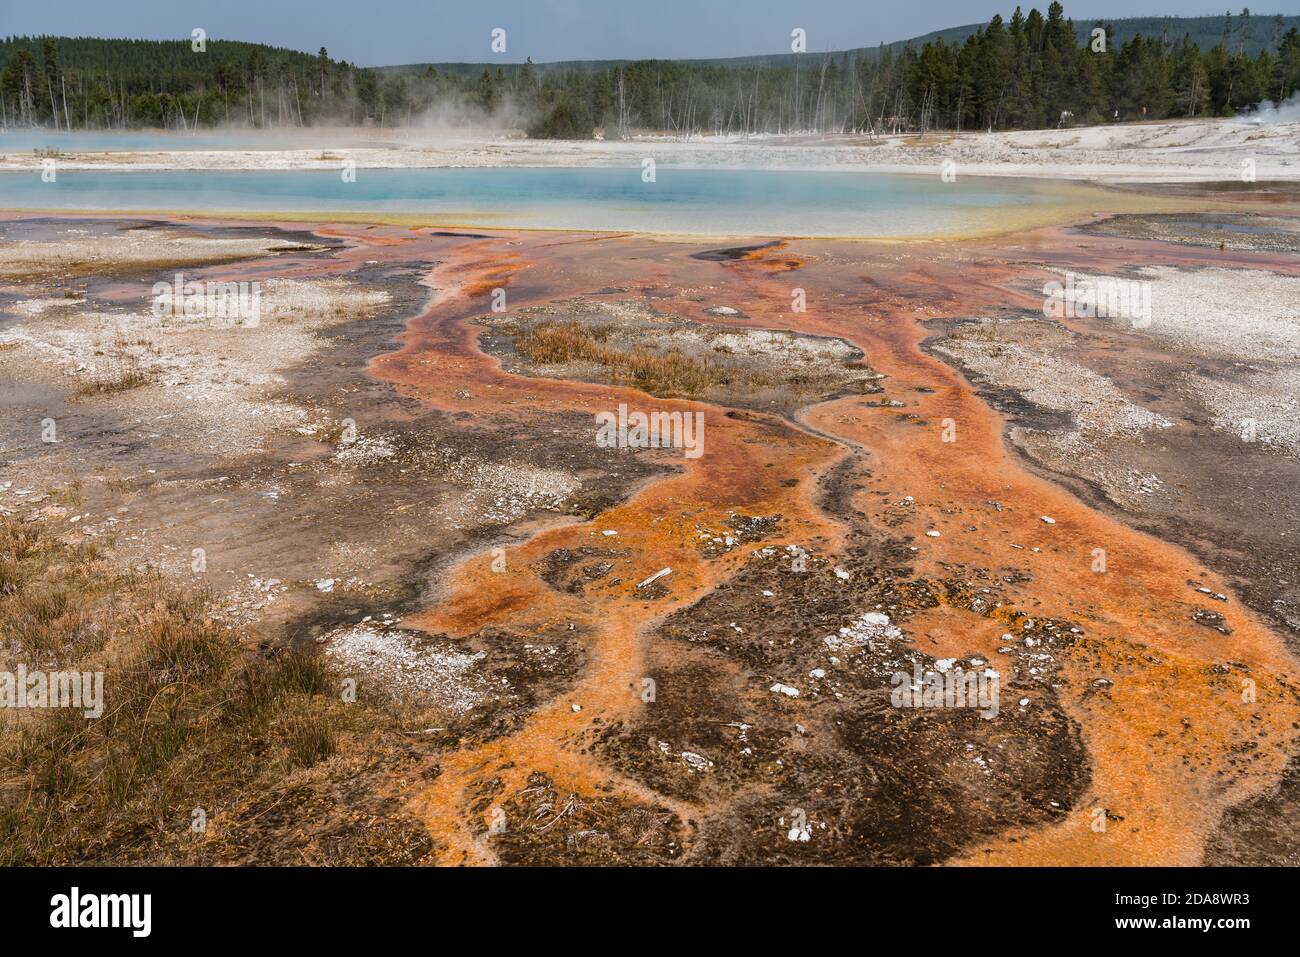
[1078,210,1300,254]
[1,208,1297,865]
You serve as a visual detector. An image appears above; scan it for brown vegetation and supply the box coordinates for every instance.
[512,319,761,397]
[0,516,427,865]
[72,335,156,397]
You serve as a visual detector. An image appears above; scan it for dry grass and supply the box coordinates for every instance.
[74,365,151,397]
[73,334,156,397]
[284,709,337,769]
[0,515,371,864]
[904,132,960,147]
[512,320,761,398]
[512,320,613,363]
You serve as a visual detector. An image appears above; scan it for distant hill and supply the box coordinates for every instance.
[901,11,1299,58]
[381,12,1300,76]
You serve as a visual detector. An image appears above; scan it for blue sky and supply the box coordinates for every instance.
[0,1,1283,66]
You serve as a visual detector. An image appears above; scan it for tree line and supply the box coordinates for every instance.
[0,37,378,130]
[2,5,1298,138]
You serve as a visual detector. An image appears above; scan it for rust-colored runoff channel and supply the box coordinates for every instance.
[347,223,1298,865]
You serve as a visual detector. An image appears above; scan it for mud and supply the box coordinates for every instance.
[483,771,685,865]
[1078,211,1300,254]
[596,544,1091,864]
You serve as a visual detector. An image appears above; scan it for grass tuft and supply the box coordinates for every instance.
[284,709,336,769]
[0,515,351,865]
[511,320,749,398]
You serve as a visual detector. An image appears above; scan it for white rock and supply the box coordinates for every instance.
[680,751,712,771]
[636,567,672,589]
[824,612,901,651]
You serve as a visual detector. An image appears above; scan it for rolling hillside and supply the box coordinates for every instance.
[381,12,1300,76]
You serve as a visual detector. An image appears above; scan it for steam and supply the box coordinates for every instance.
[265,93,533,138]
[1248,92,1300,124]
[181,71,537,143]
[388,94,534,144]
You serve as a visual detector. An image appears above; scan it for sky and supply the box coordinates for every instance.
[1,0,1288,66]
